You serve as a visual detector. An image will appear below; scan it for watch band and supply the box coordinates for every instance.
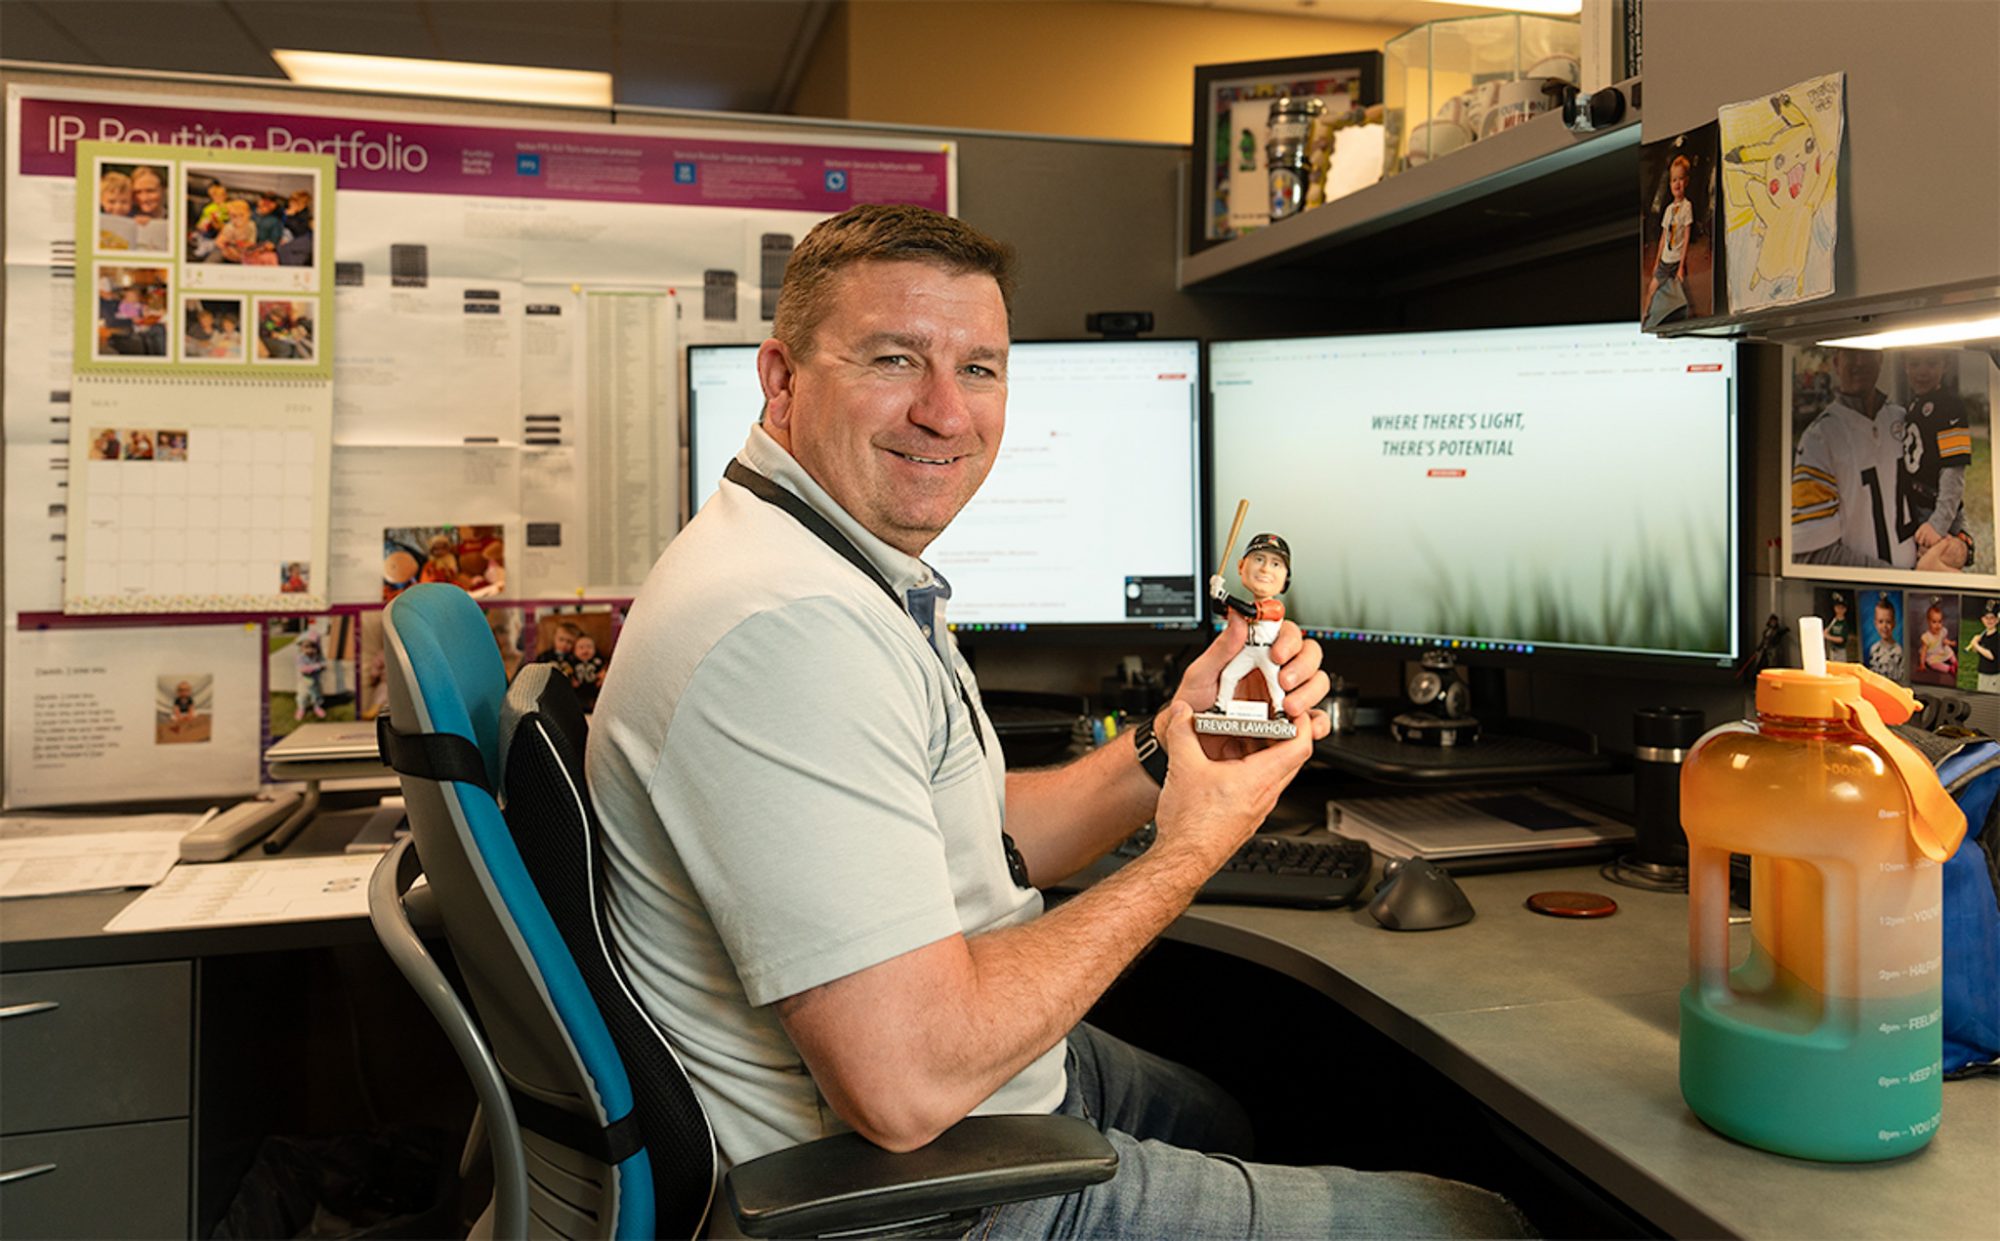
[1132,714,1169,786]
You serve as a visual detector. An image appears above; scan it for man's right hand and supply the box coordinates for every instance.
[1147,701,1318,872]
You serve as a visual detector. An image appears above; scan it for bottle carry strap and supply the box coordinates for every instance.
[1843,697,1966,863]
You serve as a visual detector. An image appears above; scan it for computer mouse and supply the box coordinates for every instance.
[1366,857,1475,931]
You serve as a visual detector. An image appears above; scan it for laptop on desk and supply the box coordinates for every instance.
[1328,788,1631,866]
[264,721,383,764]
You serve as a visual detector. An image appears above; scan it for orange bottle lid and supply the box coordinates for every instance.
[1754,667,1853,720]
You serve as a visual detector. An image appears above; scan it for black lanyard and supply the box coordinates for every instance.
[723,460,1029,887]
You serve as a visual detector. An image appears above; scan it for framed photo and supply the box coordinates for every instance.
[1190,52,1381,253]
[1783,345,2000,589]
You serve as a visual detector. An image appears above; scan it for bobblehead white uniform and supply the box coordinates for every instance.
[1792,391,1914,568]
[1209,533,1292,716]
[1217,610,1286,710]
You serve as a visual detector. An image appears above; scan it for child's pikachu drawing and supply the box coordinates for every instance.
[1720,73,1844,312]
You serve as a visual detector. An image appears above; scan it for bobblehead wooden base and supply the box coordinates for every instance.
[1193,712,1297,739]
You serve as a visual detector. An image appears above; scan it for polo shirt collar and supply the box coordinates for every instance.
[739,424,951,605]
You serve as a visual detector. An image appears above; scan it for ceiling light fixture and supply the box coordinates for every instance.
[1817,313,2000,350]
[1425,1,1585,14]
[271,49,612,107]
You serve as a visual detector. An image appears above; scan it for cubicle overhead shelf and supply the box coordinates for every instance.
[1178,79,1642,298]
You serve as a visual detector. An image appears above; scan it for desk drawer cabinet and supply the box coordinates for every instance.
[1,961,192,1237]
[0,1119,190,1237]
[0,961,191,1134]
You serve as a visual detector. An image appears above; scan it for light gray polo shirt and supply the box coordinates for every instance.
[588,426,1066,1168]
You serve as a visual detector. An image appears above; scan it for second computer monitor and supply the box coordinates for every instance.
[687,338,1205,628]
[1208,322,1741,667]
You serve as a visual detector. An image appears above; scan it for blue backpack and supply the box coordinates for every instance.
[1901,729,2000,1077]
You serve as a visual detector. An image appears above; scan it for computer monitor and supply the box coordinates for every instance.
[1207,322,1742,669]
[686,338,1206,629]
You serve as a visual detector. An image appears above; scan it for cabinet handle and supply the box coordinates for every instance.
[0,1162,58,1185]
[0,1001,59,1020]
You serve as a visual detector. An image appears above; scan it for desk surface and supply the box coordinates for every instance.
[1171,864,1998,1241]
[6,829,1995,1239]
[0,808,383,972]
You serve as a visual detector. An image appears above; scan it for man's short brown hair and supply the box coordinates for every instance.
[772,204,1015,360]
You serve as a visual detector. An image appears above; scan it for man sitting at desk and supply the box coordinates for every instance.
[589,204,1528,1238]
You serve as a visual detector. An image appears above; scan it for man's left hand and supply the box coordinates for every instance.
[1166,614,1330,757]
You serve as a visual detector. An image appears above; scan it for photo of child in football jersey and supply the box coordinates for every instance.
[1813,587,1854,661]
[1963,599,2000,694]
[1786,346,2000,588]
[1908,593,1958,687]
[1861,590,1905,682]
[1895,349,1986,574]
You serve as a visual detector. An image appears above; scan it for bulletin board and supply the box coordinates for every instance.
[2,73,957,808]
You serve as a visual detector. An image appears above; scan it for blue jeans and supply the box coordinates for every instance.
[972,1024,1535,1239]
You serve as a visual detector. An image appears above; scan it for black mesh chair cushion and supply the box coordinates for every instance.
[499,664,718,1236]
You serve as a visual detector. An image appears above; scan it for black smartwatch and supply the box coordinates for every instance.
[1131,714,1169,786]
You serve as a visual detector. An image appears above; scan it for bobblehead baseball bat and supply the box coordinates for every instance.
[1216,499,1249,578]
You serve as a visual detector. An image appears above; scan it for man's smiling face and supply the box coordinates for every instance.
[759,259,1008,556]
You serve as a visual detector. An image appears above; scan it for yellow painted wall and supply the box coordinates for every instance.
[792,1,1405,144]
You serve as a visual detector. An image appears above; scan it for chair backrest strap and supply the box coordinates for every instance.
[510,1087,645,1166]
[378,714,493,797]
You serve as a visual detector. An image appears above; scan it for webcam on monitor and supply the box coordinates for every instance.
[1085,311,1153,339]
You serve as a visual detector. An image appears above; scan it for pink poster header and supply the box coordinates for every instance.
[18,96,950,212]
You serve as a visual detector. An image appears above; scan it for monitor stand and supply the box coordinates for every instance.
[1316,662,1608,784]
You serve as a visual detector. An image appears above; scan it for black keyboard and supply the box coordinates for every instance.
[1059,826,1373,910]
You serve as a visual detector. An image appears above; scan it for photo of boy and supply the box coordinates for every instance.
[381,524,506,600]
[184,166,321,286]
[92,264,171,360]
[97,167,135,250]
[182,296,246,362]
[1861,589,1905,682]
[253,298,316,363]
[157,430,188,461]
[1813,587,1853,661]
[532,610,619,713]
[123,429,154,460]
[93,160,173,255]
[1897,349,1979,572]
[156,673,213,744]
[280,562,310,594]
[1639,123,1717,328]
[1909,593,1959,687]
[1964,599,2000,693]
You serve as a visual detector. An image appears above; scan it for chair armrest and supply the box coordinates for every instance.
[724,1113,1117,1238]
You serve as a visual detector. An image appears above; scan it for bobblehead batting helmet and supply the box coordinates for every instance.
[1242,532,1292,590]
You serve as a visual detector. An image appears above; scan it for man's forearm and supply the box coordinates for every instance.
[781,836,1220,1151]
[1004,732,1160,885]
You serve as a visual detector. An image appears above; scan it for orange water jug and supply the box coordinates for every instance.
[1678,641,1966,1161]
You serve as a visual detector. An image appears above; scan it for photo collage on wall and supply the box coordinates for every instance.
[1812,585,2000,693]
[1783,345,2000,589]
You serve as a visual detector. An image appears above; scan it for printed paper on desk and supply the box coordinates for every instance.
[103,852,376,932]
[0,813,197,897]
[3,621,262,809]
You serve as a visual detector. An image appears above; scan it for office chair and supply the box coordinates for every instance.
[369,583,1117,1238]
